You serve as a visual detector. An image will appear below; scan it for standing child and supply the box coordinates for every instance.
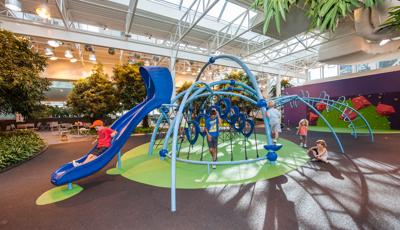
[73,120,117,167]
[205,109,221,169]
[297,119,309,148]
[266,101,282,143]
[308,140,329,163]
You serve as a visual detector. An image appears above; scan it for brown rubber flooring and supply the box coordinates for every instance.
[0,131,399,230]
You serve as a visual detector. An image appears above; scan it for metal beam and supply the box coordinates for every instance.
[0,17,303,77]
[55,0,70,30]
[210,10,266,51]
[173,0,220,47]
[124,0,139,35]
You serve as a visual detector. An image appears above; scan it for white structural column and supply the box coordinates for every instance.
[276,74,281,97]
[125,0,139,35]
[169,52,177,97]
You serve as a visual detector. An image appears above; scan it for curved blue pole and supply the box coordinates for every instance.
[295,97,345,153]
[303,97,374,142]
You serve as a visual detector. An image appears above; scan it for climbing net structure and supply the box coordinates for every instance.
[147,55,373,212]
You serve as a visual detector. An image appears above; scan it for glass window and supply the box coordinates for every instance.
[323,65,337,78]
[220,2,246,23]
[357,63,376,72]
[308,68,321,80]
[339,65,353,75]
[378,59,397,68]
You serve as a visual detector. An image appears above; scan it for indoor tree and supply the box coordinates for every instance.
[0,29,50,119]
[219,70,254,115]
[269,79,293,97]
[67,64,119,121]
[112,63,152,127]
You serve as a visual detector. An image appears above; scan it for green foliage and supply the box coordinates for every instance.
[31,105,72,119]
[176,81,193,95]
[380,6,400,32]
[252,0,297,34]
[0,30,50,118]
[112,63,145,111]
[175,81,204,115]
[67,64,119,121]
[316,99,390,130]
[252,0,383,33]
[269,79,293,97]
[220,71,254,114]
[0,130,46,170]
[112,63,150,127]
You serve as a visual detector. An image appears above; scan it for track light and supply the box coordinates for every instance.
[5,0,22,11]
[70,58,78,63]
[49,56,58,61]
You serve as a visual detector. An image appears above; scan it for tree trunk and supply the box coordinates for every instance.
[142,115,149,128]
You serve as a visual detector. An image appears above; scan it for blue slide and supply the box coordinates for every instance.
[51,66,173,186]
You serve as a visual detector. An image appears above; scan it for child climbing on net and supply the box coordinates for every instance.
[297,119,309,148]
[308,139,329,163]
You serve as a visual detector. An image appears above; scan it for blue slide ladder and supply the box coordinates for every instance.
[50,66,173,187]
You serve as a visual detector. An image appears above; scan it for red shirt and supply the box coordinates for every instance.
[97,127,114,148]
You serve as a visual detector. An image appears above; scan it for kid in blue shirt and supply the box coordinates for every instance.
[205,109,221,169]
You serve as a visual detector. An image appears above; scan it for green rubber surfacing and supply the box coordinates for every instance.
[308,126,400,134]
[36,184,83,205]
[109,134,308,189]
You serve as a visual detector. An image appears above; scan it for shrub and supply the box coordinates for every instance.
[0,130,46,170]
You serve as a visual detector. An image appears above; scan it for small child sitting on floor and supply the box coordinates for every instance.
[308,139,329,163]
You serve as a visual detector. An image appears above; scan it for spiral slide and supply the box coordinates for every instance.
[50,66,173,186]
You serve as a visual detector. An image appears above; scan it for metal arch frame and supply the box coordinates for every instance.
[302,97,374,142]
[167,55,274,212]
[274,96,345,153]
[148,79,259,156]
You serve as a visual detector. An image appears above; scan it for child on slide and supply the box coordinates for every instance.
[308,139,329,163]
[73,120,117,167]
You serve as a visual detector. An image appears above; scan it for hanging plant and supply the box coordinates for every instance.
[379,6,400,32]
[252,0,383,34]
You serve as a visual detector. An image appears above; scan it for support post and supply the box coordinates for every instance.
[68,183,72,190]
[117,150,122,169]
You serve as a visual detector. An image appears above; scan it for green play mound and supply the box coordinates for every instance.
[308,126,400,134]
[111,134,308,189]
[36,184,83,205]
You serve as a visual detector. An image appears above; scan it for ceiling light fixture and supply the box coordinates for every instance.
[64,49,73,58]
[47,40,61,47]
[44,47,53,56]
[379,39,391,46]
[36,0,51,19]
[5,0,22,11]
[89,53,96,62]
[70,58,78,63]
[49,56,58,61]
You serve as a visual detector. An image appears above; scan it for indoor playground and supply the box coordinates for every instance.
[1,0,400,229]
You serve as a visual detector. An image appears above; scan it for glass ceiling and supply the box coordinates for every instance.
[0,0,326,76]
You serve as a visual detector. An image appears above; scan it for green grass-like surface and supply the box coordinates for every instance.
[109,134,308,189]
[308,126,400,134]
[36,184,83,205]
[316,99,391,130]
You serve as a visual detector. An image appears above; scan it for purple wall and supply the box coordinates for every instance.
[282,70,400,129]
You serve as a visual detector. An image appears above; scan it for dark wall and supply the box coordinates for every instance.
[283,70,400,129]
